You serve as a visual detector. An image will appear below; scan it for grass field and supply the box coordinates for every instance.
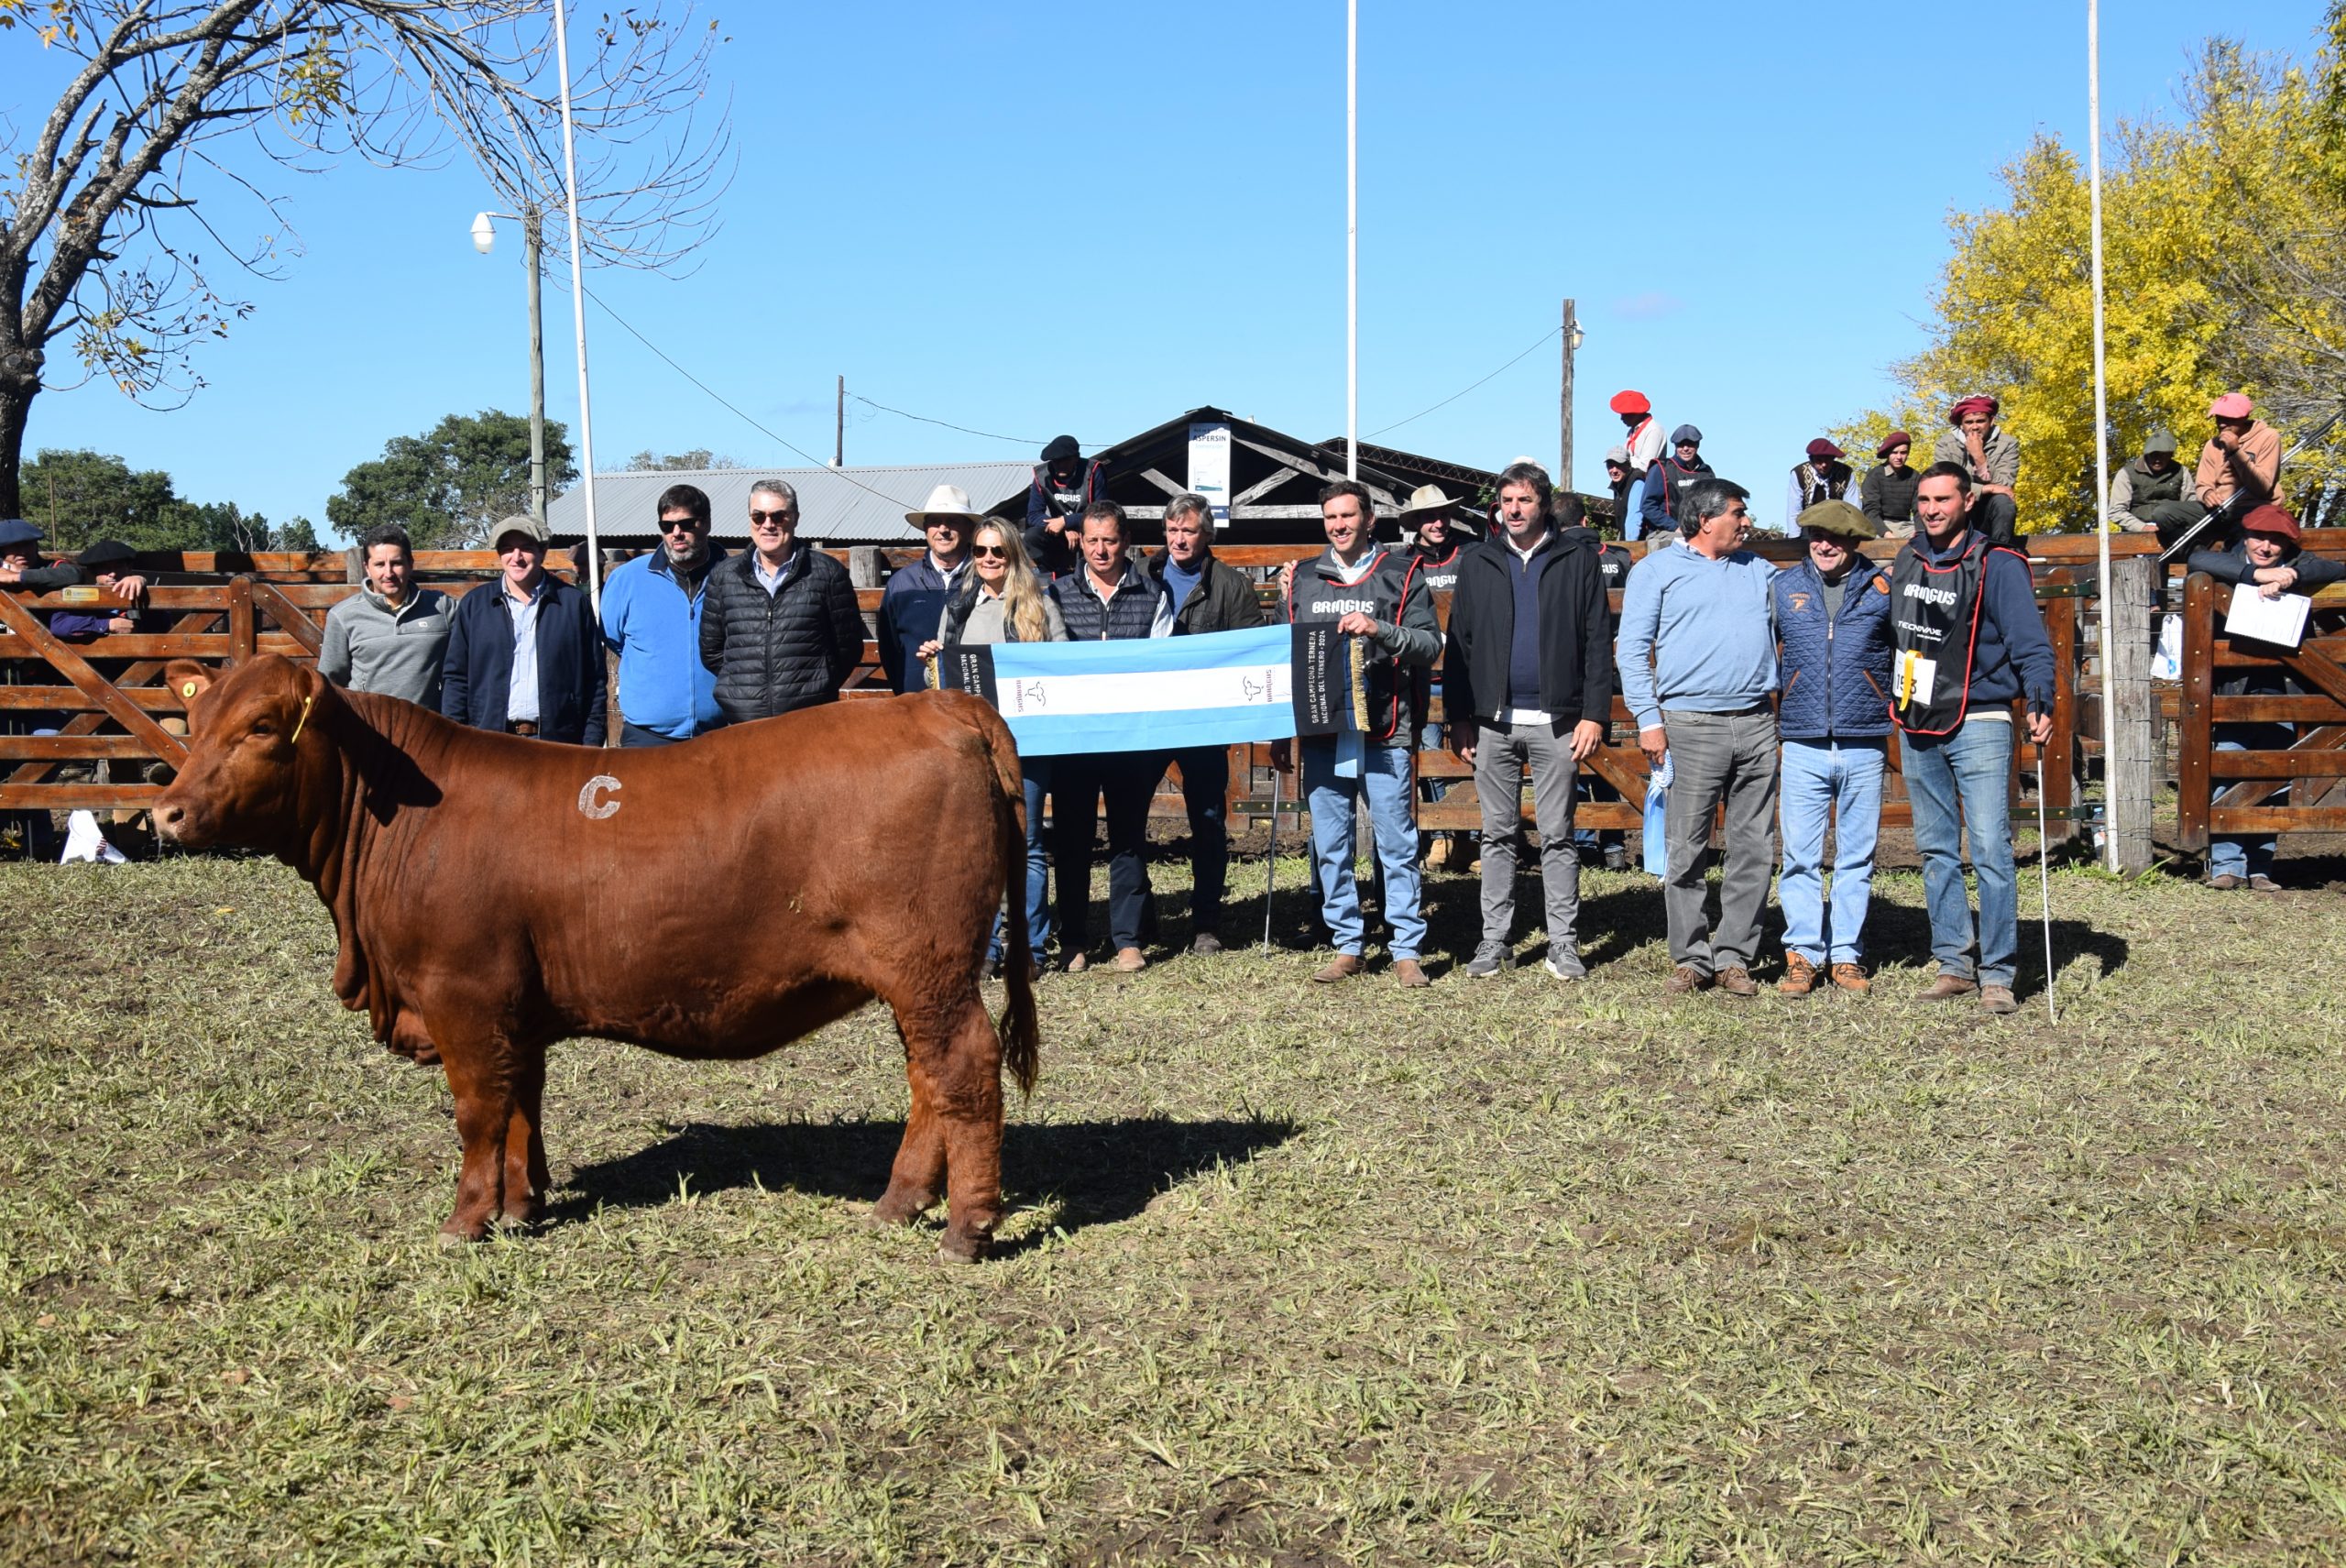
[4,847,2345,1566]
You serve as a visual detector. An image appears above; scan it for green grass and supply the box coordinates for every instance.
[4,851,2344,1565]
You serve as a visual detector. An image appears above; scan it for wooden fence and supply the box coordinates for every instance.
[2175,574,2346,850]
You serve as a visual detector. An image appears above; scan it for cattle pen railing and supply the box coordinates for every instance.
[4,534,2336,855]
[2176,573,2346,850]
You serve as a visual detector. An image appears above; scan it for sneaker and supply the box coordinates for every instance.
[1312,953,1365,983]
[1190,930,1225,955]
[2248,874,2281,893]
[1665,965,1713,995]
[1980,983,2018,1014]
[1828,962,1870,995]
[2209,873,2245,890]
[1463,942,1515,979]
[1393,958,1431,988]
[1062,952,1091,973]
[1541,953,1586,981]
[1918,973,1978,1002]
[1113,947,1147,972]
[1716,967,1759,998]
[1778,954,1818,996]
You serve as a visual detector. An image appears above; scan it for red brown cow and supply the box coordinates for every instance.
[155,654,1038,1260]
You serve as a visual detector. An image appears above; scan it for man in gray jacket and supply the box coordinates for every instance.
[319,523,455,707]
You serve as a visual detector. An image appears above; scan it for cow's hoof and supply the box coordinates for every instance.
[867,1189,936,1228]
[437,1215,492,1246]
[937,1222,996,1264]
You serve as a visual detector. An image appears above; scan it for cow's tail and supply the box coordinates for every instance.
[981,709,1041,1097]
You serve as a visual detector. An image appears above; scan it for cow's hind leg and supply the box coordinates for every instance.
[931,997,1008,1261]
[499,1047,551,1227]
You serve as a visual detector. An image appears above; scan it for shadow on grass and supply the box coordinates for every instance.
[549,1113,1301,1241]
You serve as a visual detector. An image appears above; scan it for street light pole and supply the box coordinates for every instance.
[1559,297,1579,490]
[471,206,549,529]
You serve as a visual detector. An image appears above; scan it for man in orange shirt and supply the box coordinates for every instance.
[2196,391,2284,521]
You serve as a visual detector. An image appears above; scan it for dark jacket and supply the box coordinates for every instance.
[1408,537,1468,598]
[1147,550,1266,635]
[1861,463,1920,525]
[697,543,868,724]
[876,553,970,693]
[1024,458,1106,577]
[1639,455,1715,536]
[1442,530,1617,731]
[1051,557,1169,641]
[1772,557,1894,740]
[440,575,608,745]
[1900,530,2057,715]
[1284,545,1443,743]
[2187,538,2346,696]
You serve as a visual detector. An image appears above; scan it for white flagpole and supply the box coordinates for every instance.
[1345,0,1357,481]
[553,0,602,624]
[2088,0,2114,869]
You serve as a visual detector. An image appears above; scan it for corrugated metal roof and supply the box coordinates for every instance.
[548,461,1034,543]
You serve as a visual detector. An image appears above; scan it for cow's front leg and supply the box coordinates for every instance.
[932,998,1007,1263]
[499,1047,551,1227]
[871,1023,946,1228]
[436,1038,512,1244]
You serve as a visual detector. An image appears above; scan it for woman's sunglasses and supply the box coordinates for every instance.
[971,543,1009,559]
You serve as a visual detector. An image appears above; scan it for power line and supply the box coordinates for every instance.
[1368,324,1561,439]
[850,394,1054,450]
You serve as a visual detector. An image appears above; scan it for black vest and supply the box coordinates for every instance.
[1867,464,1920,523]
[2123,456,2190,507]
[1658,457,1711,521]
[1287,547,1425,743]
[1792,460,1855,510]
[1889,532,2012,734]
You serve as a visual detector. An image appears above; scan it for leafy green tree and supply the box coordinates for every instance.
[18,447,314,551]
[627,448,741,471]
[327,410,576,549]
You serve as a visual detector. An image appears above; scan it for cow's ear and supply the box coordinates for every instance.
[165,660,214,710]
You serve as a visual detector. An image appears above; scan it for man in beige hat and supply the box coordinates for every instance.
[1400,484,1473,870]
[879,482,982,692]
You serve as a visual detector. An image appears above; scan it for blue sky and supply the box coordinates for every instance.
[14,0,2334,536]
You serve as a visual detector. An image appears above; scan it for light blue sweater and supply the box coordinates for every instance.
[1615,543,1779,730]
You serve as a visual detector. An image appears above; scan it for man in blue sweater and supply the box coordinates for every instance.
[1891,464,2055,1014]
[1772,499,1893,996]
[1616,477,1779,997]
[600,484,727,745]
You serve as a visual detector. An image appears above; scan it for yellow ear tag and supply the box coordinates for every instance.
[181,681,198,699]
[289,694,314,744]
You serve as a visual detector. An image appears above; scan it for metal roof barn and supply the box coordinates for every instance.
[548,461,1034,546]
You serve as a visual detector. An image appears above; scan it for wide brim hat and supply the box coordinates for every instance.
[1398,483,1462,520]
[1796,499,1880,542]
[76,539,139,569]
[905,483,984,528]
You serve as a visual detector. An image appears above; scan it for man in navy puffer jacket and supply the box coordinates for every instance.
[1771,499,1894,996]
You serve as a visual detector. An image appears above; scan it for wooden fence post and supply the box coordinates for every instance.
[2176,572,2215,853]
[226,576,257,665]
[2105,554,2158,872]
[848,546,882,641]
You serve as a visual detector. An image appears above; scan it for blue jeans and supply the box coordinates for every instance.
[1777,738,1887,965]
[1903,718,2017,987]
[1303,739,1424,959]
[2210,720,2292,879]
[619,721,681,747]
[990,759,1052,966]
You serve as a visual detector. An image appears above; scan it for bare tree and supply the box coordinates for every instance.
[0,0,731,516]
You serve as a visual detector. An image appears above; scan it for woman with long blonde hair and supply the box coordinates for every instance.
[918,520,1067,976]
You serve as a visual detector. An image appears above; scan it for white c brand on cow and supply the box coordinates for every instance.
[578,774,622,819]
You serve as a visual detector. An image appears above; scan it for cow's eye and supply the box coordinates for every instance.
[250,721,275,738]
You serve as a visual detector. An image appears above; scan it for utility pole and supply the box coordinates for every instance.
[523,204,547,527]
[1559,297,1579,491]
[835,374,845,467]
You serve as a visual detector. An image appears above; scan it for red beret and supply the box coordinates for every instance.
[2240,503,2300,543]
[1948,395,2000,424]
[1876,430,1913,457]
[1806,438,1845,460]
[1608,389,1650,416]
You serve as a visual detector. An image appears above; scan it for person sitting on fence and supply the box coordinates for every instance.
[2196,392,2284,529]
[1025,434,1103,580]
[1398,484,1473,872]
[320,524,455,709]
[2185,502,2341,892]
[877,484,978,694]
[1772,500,1894,998]
[48,540,156,642]
[442,515,607,744]
[916,520,1069,977]
[1889,464,2055,1015]
[1604,445,1638,532]
[1860,432,1921,539]
[1146,491,1266,954]
[1933,396,2020,547]
[1617,477,1780,999]
[1611,389,1665,479]
[1276,478,1443,987]
[1048,500,1172,973]
[1639,425,1714,543]
[697,480,868,728]
[2107,429,2200,546]
[598,485,725,746]
[1784,439,1857,534]
[1444,464,1617,982]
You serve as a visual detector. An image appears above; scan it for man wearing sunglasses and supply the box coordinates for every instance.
[600,483,729,745]
[698,479,869,725]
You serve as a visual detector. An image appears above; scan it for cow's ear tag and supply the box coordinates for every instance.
[181,681,199,698]
[289,695,314,744]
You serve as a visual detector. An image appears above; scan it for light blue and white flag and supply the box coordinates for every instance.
[936,623,1355,757]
